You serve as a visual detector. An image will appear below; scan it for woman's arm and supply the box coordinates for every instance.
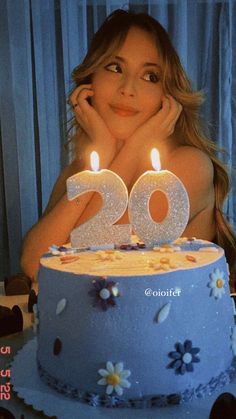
[20,161,95,279]
[20,140,138,280]
[21,85,118,279]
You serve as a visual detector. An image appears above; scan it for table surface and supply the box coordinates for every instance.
[0,290,236,419]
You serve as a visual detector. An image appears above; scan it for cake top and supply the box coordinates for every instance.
[40,238,224,277]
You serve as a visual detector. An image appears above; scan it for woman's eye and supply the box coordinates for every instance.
[143,72,160,83]
[105,63,122,73]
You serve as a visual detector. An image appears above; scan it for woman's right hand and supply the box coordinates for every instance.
[70,84,116,163]
[128,95,182,153]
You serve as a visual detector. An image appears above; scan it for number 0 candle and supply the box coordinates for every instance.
[67,151,131,248]
[128,148,190,247]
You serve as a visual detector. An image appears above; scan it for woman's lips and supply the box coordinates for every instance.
[110,104,139,117]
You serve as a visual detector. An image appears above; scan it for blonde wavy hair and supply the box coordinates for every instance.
[69,9,236,288]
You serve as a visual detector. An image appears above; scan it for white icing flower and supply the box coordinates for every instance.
[97,361,131,396]
[49,245,61,255]
[231,325,236,356]
[208,268,226,299]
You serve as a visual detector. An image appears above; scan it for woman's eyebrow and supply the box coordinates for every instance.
[114,55,161,69]
[143,62,162,70]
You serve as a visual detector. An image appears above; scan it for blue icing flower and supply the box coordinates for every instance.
[182,387,195,402]
[208,268,226,299]
[208,376,220,392]
[195,383,208,398]
[168,340,200,375]
[88,278,120,311]
[218,371,231,387]
[176,239,217,252]
[85,393,100,406]
[101,394,120,407]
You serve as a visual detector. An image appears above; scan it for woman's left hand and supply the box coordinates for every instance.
[128,95,182,153]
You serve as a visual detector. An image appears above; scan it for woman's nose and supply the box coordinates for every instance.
[118,76,136,97]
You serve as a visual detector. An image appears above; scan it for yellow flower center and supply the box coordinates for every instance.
[216,279,223,288]
[106,373,121,386]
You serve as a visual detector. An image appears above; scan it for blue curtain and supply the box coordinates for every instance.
[0,0,235,279]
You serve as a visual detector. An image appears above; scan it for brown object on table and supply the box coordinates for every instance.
[0,406,17,419]
[27,289,38,313]
[4,273,32,295]
[209,392,236,419]
[0,305,23,337]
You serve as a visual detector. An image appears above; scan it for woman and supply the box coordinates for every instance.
[21,10,236,288]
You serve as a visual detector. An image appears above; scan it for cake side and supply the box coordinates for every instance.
[36,240,235,408]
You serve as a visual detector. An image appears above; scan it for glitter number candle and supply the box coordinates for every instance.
[67,151,131,248]
[128,149,190,247]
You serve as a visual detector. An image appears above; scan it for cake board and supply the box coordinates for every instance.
[10,338,236,419]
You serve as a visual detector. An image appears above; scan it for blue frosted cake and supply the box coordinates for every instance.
[36,238,236,408]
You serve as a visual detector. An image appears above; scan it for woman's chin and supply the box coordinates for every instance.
[111,128,137,142]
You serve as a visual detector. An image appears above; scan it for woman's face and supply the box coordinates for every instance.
[91,27,164,141]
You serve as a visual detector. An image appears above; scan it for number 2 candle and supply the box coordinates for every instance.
[67,151,131,248]
[128,148,190,247]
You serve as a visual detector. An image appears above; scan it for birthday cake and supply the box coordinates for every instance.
[36,238,236,408]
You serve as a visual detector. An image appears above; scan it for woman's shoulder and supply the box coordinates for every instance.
[168,145,214,181]
[170,145,213,164]
[166,145,215,218]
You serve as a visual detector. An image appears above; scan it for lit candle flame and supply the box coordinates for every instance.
[151,148,161,171]
[90,151,100,172]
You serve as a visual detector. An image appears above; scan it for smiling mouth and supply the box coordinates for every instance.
[110,105,139,117]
